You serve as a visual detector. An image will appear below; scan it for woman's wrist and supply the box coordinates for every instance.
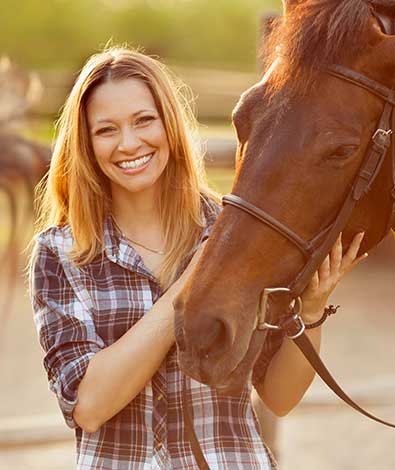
[301,313,322,324]
[300,304,326,324]
[301,304,340,328]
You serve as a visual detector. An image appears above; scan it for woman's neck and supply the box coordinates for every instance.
[111,184,161,237]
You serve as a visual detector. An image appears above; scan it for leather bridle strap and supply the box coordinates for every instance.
[182,376,210,470]
[329,64,395,105]
[289,77,395,296]
[384,108,395,233]
[223,72,395,300]
[290,100,393,296]
[283,316,395,428]
[222,195,315,256]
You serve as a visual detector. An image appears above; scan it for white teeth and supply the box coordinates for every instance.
[117,154,153,169]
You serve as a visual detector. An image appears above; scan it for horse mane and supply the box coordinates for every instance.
[373,0,395,8]
[262,0,372,99]
[242,0,376,147]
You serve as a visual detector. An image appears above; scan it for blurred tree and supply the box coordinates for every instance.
[4,0,281,70]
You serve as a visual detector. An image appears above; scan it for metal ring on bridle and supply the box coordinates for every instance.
[256,286,303,331]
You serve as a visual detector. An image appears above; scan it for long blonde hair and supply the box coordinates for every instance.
[34,47,219,288]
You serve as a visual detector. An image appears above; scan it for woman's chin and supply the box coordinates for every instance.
[110,171,163,196]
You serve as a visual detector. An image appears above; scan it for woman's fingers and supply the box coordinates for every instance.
[302,232,367,317]
[309,271,319,290]
[349,251,368,270]
[330,233,343,275]
[316,232,366,285]
[341,232,365,272]
[318,254,330,282]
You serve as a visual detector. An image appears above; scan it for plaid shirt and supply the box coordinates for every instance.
[31,201,282,470]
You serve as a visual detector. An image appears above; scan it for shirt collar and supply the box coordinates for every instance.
[103,198,221,277]
[103,215,156,280]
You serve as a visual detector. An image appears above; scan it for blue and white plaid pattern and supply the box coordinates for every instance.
[31,202,281,469]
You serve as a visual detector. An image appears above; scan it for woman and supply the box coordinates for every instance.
[30,47,366,469]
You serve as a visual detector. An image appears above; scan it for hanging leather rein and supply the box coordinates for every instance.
[182,65,395,470]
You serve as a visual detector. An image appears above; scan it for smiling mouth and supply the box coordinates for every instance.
[116,153,154,170]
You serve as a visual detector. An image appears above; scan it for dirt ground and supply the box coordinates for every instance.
[1,235,395,470]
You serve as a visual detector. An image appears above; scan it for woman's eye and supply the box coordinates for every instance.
[96,127,115,136]
[135,115,155,126]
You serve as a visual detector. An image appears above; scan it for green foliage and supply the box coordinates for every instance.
[5,0,281,71]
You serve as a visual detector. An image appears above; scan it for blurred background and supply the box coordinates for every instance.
[1,1,395,469]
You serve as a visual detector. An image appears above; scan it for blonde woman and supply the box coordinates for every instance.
[30,47,365,469]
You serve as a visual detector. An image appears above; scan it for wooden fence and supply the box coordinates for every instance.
[32,66,258,121]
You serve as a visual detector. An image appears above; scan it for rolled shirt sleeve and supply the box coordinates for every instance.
[31,241,105,429]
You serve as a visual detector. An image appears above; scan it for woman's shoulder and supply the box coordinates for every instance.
[34,224,74,259]
[30,225,75,297]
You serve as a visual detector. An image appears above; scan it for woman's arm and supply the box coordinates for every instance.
[256,232,367,416]
[255,326,321,416]
[73,243,205,433]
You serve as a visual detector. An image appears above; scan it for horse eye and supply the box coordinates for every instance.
[328,144,359,160]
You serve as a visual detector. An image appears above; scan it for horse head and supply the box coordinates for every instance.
[175,0,395,391]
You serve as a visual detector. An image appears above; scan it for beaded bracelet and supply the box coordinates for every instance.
[304,304,340,329]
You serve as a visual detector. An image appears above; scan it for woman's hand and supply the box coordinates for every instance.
[300,232,368,323]
[171,240,208,293]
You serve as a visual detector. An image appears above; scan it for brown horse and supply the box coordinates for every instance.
[175,0,395,394]
[0,59,50,321]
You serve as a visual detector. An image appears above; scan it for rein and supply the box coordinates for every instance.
[183,65,395,469]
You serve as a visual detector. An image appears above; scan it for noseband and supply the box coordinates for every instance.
[223,64,395,333]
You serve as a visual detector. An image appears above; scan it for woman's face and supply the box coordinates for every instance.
[86,78,170,198]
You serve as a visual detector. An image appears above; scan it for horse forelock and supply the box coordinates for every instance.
[249,0,377,145]
[262,0,371,100]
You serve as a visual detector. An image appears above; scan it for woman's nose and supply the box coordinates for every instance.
[118,128,141,154]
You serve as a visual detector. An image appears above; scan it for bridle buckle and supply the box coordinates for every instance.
[372,128,392,148]
[256,287,303,332]
[285,314,306,339]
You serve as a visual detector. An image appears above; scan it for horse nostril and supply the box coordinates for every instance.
[197,318,232,359]
[176,326,187,352]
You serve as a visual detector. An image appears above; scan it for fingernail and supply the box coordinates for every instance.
[359,232,365,238]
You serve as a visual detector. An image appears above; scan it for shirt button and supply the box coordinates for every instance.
[156,442,163,451]
[157,393,163,401]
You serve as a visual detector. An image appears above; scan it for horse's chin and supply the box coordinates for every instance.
[177,349,243,387]
[177,328,267,395]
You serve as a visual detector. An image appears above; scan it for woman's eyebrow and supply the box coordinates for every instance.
[94,109,156,125]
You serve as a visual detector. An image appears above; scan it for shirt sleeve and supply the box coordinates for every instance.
[31,242,105,429]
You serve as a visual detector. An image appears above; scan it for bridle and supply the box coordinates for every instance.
[183,65,395,470]
[223,63,395,333]
[221,65,395,422]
